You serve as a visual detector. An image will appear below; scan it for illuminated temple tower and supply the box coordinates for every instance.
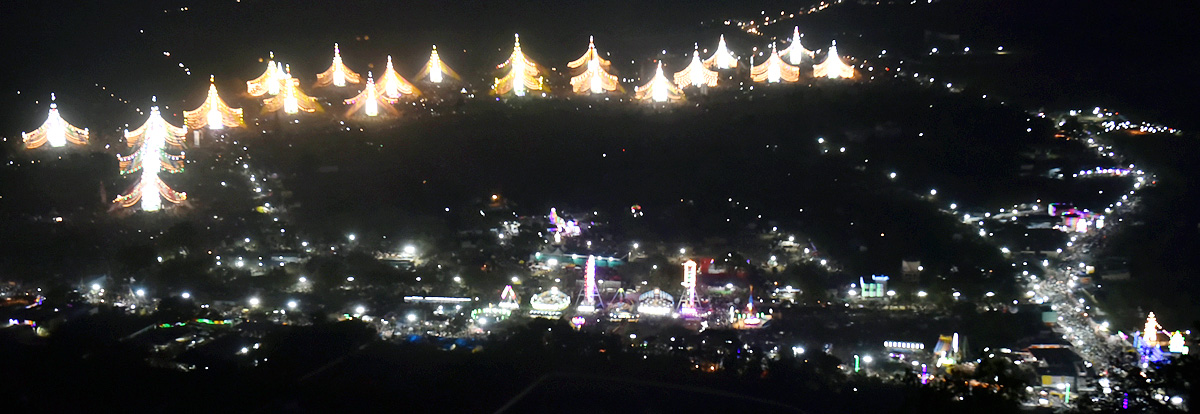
[22,94,89,149]
[344,72,398,118]
[634,62,684,103]
[247,52,284,97]
[184,76,244,130]
[262,66,320,114]
[679,260,699,317]
[568,36,621,95]
[378,55,419,99]
[751,44,801,83]
[576,256,604,313]
[414,45,461,84]
[673,44,720,89]
[314,43,363,88]
[813,41,856,79]
[780,26,814,65]
[492,34,547,97]
[703,35,739,70]
[113,99,187,212]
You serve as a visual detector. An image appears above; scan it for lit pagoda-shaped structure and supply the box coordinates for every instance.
[184,76,244,130]
[113,98,187,212]
[492,34,547,97]
[634,62,684,103]
[414,45,461,84]
[314,43,363,88]
[673,44,720,88]
[780,27,814,65]
[247,52,284,97]
[378,55,419,99]
[751,45,801,83]
[703,35,739,70]
[679,260,700,317]
[1143,312,1162,347]
[262,66,320,114]
[813,41,855,79]
[344,72,398,118]
[568,36,621,95]
[22,94,89,149]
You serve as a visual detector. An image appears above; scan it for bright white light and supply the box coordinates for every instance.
[287,300,297,309]
[403,245,416,255]
[249,297,260,307]
[632,243,639,249]
[453,276,462,283]
[136,289,146,297]
[298,277,307,283]
[511,276,520,283]
[181,292,191,299]
[91,283,101,291]
[929,189,937,196]
[679,248,687,254]
[985,291,995,297]
[889,172,897,179]
[792,346,805,355]
[406,313,417,322]
[348,234,356,241]
[862,355,873,363]
[546,258,559,267]
[917,291,928,298]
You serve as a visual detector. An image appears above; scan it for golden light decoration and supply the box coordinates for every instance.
[262,66,320,114]
[114,99,188,212]
[703,34,739,70]
[378,55,420,99]
[492,33,547,97]
[184,76,244,130]
[247,52,283,97]
[568,36,621,95]
[344,72,399,118]
[414,45,462,84]
[673,44,720,88]
[22,93,89,149]
[780,26,814,65]
[635,61,684,103]
[813,41,856,79]
[314,43,363,88]
[750,45,800,83]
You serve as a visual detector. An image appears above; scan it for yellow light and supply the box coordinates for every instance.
[568,36,621,95]
[781,26,814,65]
[492,34,546,97]
[416,45,462,84]
[185,76,244,130]
[22,94,89,149]
[751,46,800,83]
[813,41,856,79]
[344,72,398,118]
[315,43,363,88]
[674,45,720,89]
[635,62,684,103]
[703,35,738,70]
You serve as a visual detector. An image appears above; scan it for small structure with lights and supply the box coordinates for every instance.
[568,36,621,95]
[22,94,89,149]
[184,76,244,130]
[314,43,363,88]
[674,44,719,89]
[344,72,399,118]
[113,99,188,212]
[378,55,420,99]
[780,26,814,65]
[576,256,605,313]
[492,34,547,97]
[529,287,571,318]
[750,45,800,84]
[813,41,855,79]
[634,62,684,103]
[679,260,702,317]
[247,52,284,96]
[262,66,319,114]
[414,45,461,85]
[703,35,739,70]
[637,288,675,317]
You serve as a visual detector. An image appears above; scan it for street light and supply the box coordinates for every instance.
[406,313,417,323]
[356,306,366,315]
[287,300,298,310]
[403,245,416,255]
[917,291,928,298]
[249,297,261,307]
[136,289,146,297]
[181,292,191,299]
[348,234,356,242]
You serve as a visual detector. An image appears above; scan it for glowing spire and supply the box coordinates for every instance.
[415,45,462,84]
[751,44,801,83]
[703,35,738,70]
[378,55,419,99]
[315,43,363,88]
[1144,312,1162,346]
[673,44,720,88]
[500,285,520,309]
[113,102,188,212]
[22,93,89,149]
[813,41,856,79]
[344,71,399,117]
[247,52,283,96]
[184,76,244,130]
[568,36,620,95]
[263,66,319,114]
[635,61,684,103]
[492,33,547,97]
[781,26,814,65]
[680,260,698,316]
[577,255,604,313]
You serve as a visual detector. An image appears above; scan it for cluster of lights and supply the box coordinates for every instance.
[415,45,460,84]
[184,76,244,130]
[344,72,398,117]
[637,288,675,316]
[673,44,720,88]
[378,55,420,99]
[679,260,699,317]
[634,62,684,103]
[529,287,571,312]
[568,36,620,95]
[780,27,814,65]
[314,43,363,88]
[246,52,284,97]
[703,35,739,70]
[813,41,855,79]
[492,34,546,97]
[262,66,319,114]
[750,45,800,83]
[22,93,89,149]
[113,99,188,212]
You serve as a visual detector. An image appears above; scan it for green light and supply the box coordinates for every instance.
[1064,383,1070,404]
[854,355,860,373]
